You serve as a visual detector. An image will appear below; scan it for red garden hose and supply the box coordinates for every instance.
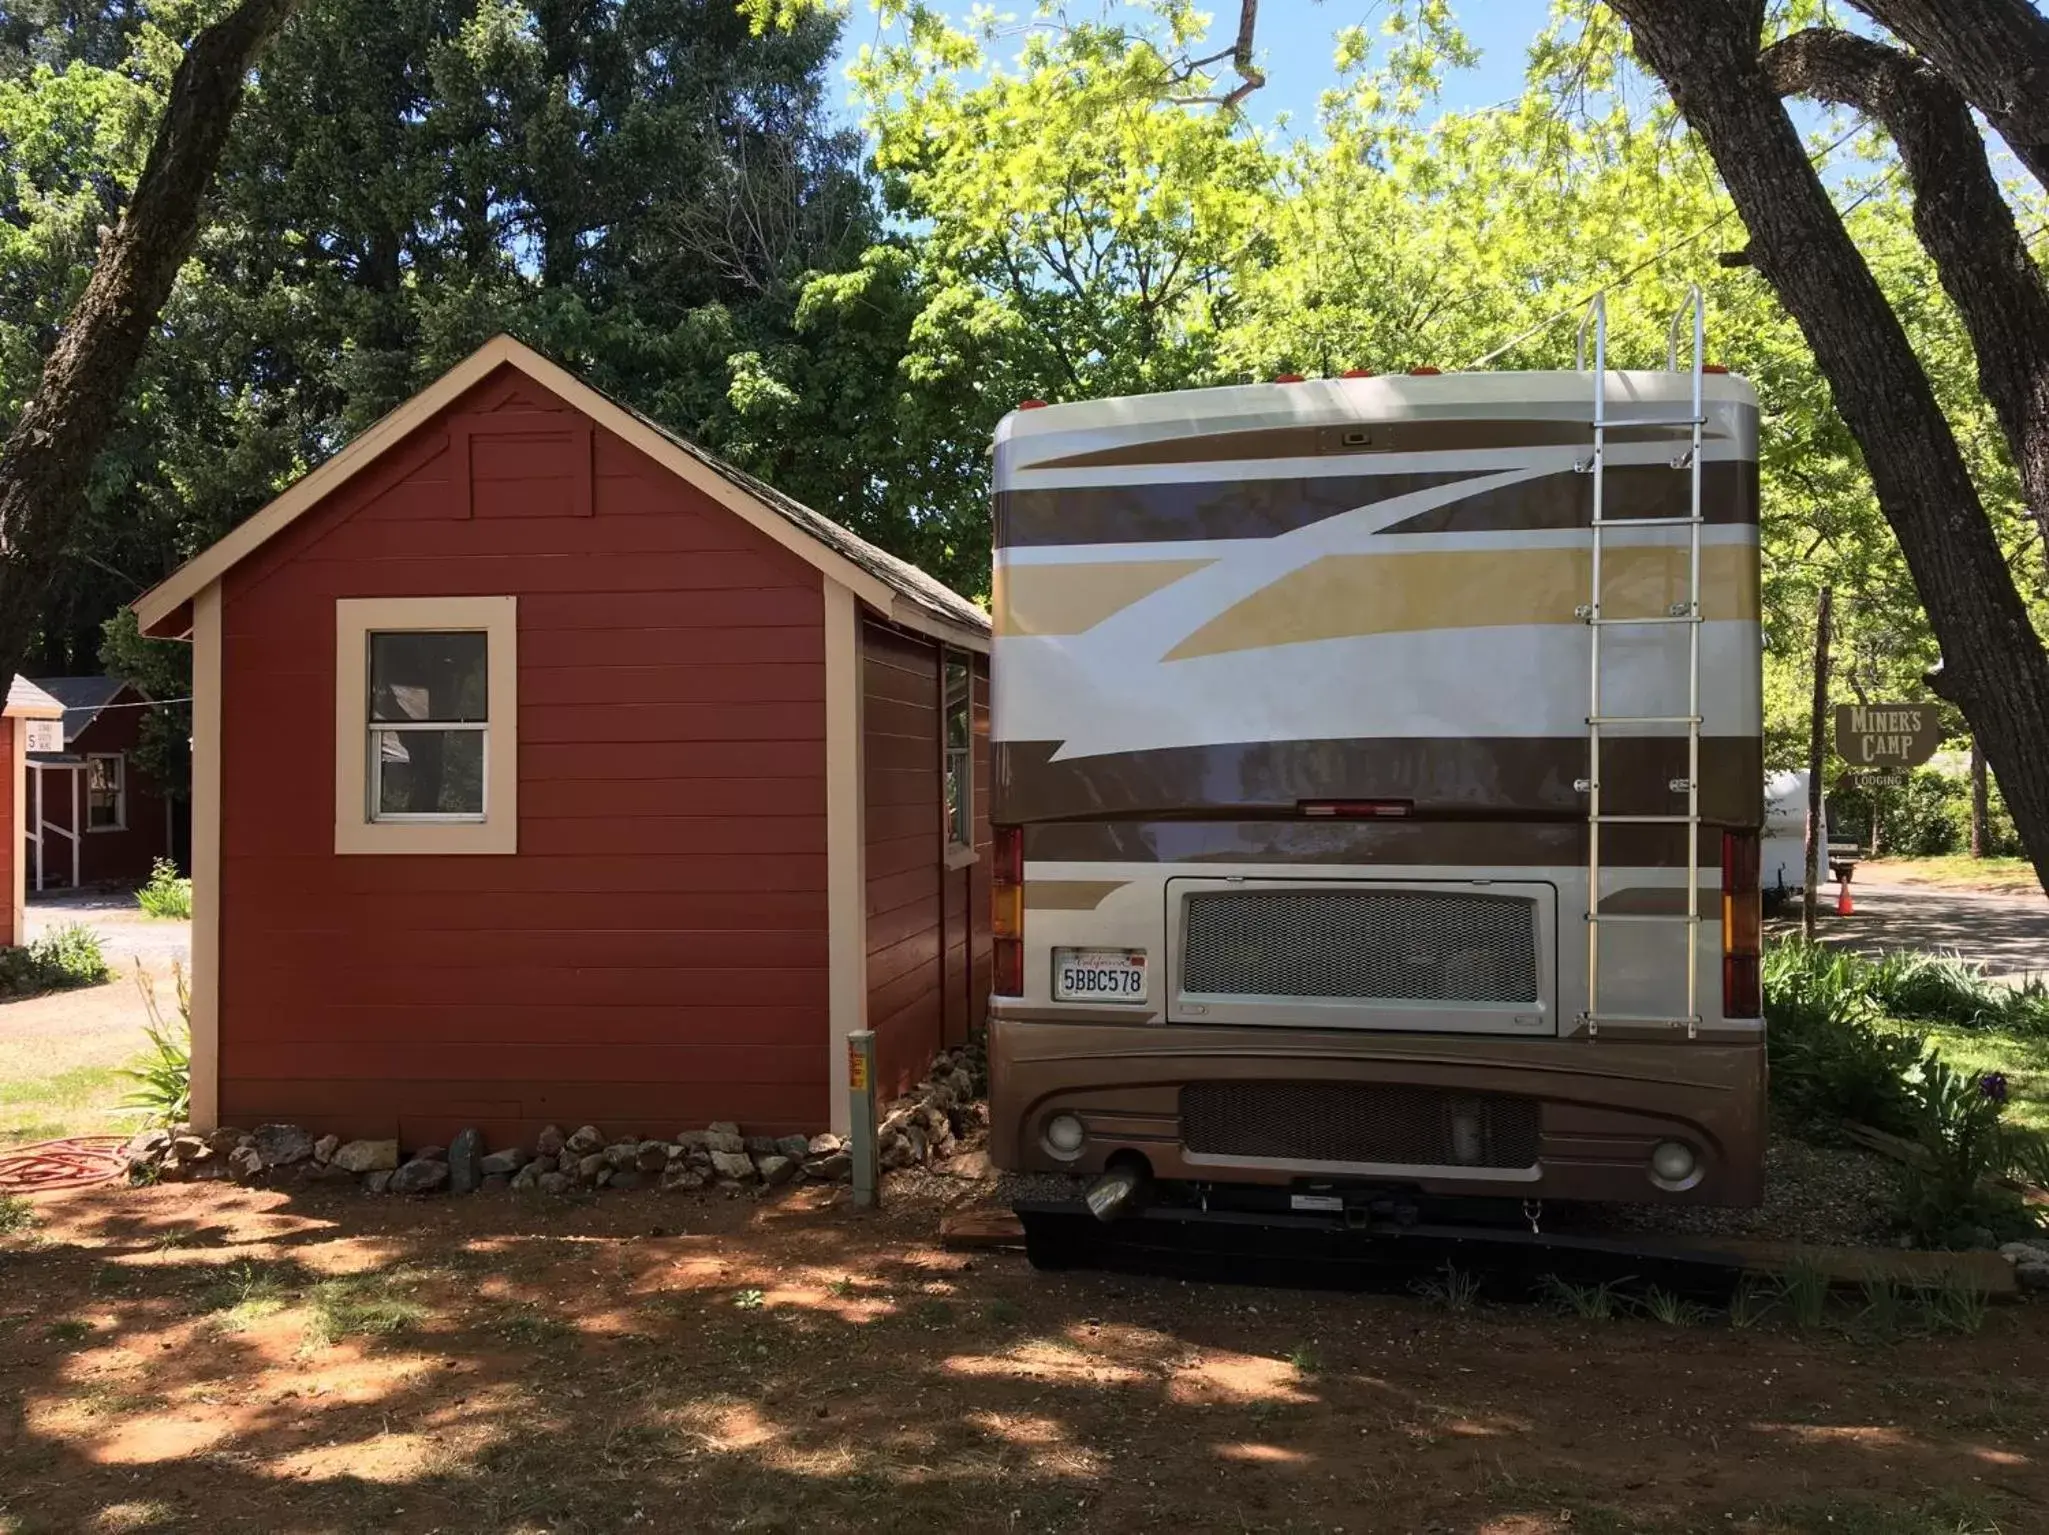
[0,1137,128,1194]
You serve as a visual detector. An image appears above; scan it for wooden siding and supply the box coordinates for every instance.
[215,364,831,1145]
[862,624,991,1098]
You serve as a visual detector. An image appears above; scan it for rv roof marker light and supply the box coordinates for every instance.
[1273,373,1305,383]
[1017,399,1048,410]
[1300,799,1411,818]
[1408,366,1443,376]
[1342,368,1376,378]
[1703,364,1729,374]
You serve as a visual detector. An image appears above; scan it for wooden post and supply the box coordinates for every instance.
[1803,585,1833,942]
[1970,737,1989,859]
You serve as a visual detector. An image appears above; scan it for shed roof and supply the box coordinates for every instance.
[27,675,133,742]
[132,336,989,650]
[3,675,64,720]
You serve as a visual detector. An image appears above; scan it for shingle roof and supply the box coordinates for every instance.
[27,675,133,742]
[4,675,64,719]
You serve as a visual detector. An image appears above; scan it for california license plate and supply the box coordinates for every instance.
[1053,948,1148,1002]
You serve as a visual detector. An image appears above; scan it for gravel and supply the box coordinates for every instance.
[1601,1131,1900,1246]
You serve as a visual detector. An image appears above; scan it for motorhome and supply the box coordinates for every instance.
[986,297,1768,1214]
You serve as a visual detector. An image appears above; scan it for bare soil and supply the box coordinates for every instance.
[1,1176,2043,1535]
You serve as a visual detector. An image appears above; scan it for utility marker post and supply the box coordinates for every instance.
[848,1029,879,1209]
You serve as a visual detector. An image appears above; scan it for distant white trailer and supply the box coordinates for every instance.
[1762,769,1825,900]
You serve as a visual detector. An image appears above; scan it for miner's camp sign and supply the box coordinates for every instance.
[1833,703,1943,769]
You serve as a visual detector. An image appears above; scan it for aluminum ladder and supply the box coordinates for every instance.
[1574,286,1707,1041]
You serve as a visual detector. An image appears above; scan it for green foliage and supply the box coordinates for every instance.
[135,858,192,920]
[1762,941,1925,1133]
[1539,1274,1625,1321]
[119,962,192,1127]
[0,923,110,998]
[0,1195,37,1237]
[1895,1055,2040,1249]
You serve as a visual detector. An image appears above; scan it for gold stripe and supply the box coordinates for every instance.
[1024,880,1130,910]
[1166,546,1757,660]
[995,559,1212,637]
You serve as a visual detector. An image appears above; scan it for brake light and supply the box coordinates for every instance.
[993,825,1024,996]
[1722,829,1761,1018]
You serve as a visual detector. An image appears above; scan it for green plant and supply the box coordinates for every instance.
[1916,1273,1991,1336]
[135,858,193,920]
[1412,1261,1482,1311]
[1896,1055,2041,1248]
[1728,1275,1774,1329]
[305,1273,428,1345]
[732,1287,766,1310]
[1763,941,1925,1133]
[119,962,191,1127]
[1855,1276,1906,1342]
[0,922,110,998]
[1539,1274,1625,1321]
[0,1196,37,1237]
[46,1319,93,1345]
[195,1259,294,1333]
[984,1297,1024,1326]
[1637,1287,1710,1326]
[1285,1343,1321,1375]
[1777,1260,1832,1329]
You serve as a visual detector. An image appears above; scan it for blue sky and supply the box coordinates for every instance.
[826,1,1554,132]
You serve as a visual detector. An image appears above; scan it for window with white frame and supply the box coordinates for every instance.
[86,754,125,831]
[333,595,517,856]
[367,630,490,820]
[943,651,972,850]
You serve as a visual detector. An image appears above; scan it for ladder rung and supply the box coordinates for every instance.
[1588,714,1700,726]
[1588,912,1698,925]
[1593,814,1695,824]
[1585,1014,1701,1026]
[1587,614,1699,627]
[1591,415,1705,429]
[1592,515,1704,529]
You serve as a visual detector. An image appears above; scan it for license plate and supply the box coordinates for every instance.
[1053,948,1147,1002]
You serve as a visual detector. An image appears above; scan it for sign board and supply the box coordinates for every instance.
[1833,703,1943,770]
[23,718,61,753]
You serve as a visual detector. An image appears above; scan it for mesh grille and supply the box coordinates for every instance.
[1181,888,1538,1003]
[1181,1082,1540,1169]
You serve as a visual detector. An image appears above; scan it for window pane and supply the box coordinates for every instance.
[87,757,119,792]
[370,631,488,723]
[943,658,971,749]
[374,729,485,816]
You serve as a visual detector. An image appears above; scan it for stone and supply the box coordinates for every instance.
[364,1170,393,1195]
[577,1153,607,1182]
[904,1125,928,1164]
[333,1139,399,1174]
[205,1127,244,1156]
[312,1134,340,1165]
[925,1083,957,1115]
[566,1125,605,1154]
[804,1151,852,1182]
[755,1154,797,1187]
[252,1123,314,1168]
[595,1169,614,1189]
[744,1135,780,1156]
[710,1149,756,1182]
[603,1142,639,1170]
[879,1107,915,1139]
[479,1148,528,1177]
[447,1127,484,1195]
[878,1135,914,1171]
[635,1141,668,1173]
[674,1130,711,1151]
[538,1171,571,1196]
[481,1174,510,1193]
[300,1163,354,1184]
[806,1132,843,1157]
[1998,1240,2049,1264]
[2017,1262,2049,1294]
[708,1121,740,1137]
[609,1133,640,1148]
[938,1149,993,1181]
[703,1130,745,1156]
[414,1145,447,1163]
[235,1133,256,1150]
[511,1162,542,1190]
[172,1132,209,1160]
[661,1164,706,1191]
[124,1128,172,1163]
[558,1149,581,1175]
[774,1135,811,1162]
[390,1158,449,1195]
[535,1124,567,1157]
[227,1145,264,1180]
[609,1169,644,1191]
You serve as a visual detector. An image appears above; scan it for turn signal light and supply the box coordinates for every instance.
[993,825,1024,995]
[1722,829,1762,1017]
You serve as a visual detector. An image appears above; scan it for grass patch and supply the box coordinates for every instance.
[1412,1261,1482,1311]
[1920,1022,2049,1137]
[1539,1274,1625,1321]
[490,1303,575,1347]
[0,923,110,1000]
[192,1259,295,1333]
[982,1297,1024,1326]
[1863,855,2040,896]
[46,1319,93,1345]
[0,1063,129,1150]
[135,859,193,921]
[1284,1342,1321,1375]
[0,1196,37,1237]
[304,1271,431,1346]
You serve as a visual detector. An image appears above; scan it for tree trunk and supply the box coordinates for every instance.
[1608,0,2049,900]
[1971,738,1990,859]
[0,0,301,687]
[1804,586,1833,942]
[1761,28,2049,575]
[1848,0,2049,192]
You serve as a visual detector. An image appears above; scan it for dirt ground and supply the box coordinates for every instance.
[1,1178,2043,1535]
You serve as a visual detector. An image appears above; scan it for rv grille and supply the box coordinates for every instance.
[1180,888,1538,1003]
[1180,1082,1540,1169]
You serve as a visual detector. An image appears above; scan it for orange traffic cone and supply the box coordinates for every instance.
[1836,880,1854,917]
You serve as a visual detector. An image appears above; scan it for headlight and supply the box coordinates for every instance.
[1650,1140,1698,1184]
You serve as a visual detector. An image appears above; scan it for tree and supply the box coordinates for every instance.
[0,0,300,687]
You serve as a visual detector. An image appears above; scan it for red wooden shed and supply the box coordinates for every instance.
[20,676,180,891]
[133,336,992,1146]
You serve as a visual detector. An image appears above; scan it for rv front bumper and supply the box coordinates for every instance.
[988,1011,1766,1207]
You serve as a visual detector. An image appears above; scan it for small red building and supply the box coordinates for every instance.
[3,676,65,948]
[19,677,179,891]
[134,337,991,1145]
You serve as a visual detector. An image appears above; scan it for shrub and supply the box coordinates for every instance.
[1895,1056,2042,1248]
[0,923,111,998]
[135,858,193,921]
[1762,941,1924,1134]
[1863,950,2049,1034]
[120,962,192,1127]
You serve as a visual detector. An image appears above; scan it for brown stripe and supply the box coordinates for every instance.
[1023,818,1729,871]
[996,736,1764,826]
[1024,880,1130,910]
[1022,414,1742,471]
[996,462,1757,548]
[1597,886,1712,915]
[1377,461,1758,535]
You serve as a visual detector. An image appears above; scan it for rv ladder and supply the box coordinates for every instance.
[1575,287,1707,1042]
